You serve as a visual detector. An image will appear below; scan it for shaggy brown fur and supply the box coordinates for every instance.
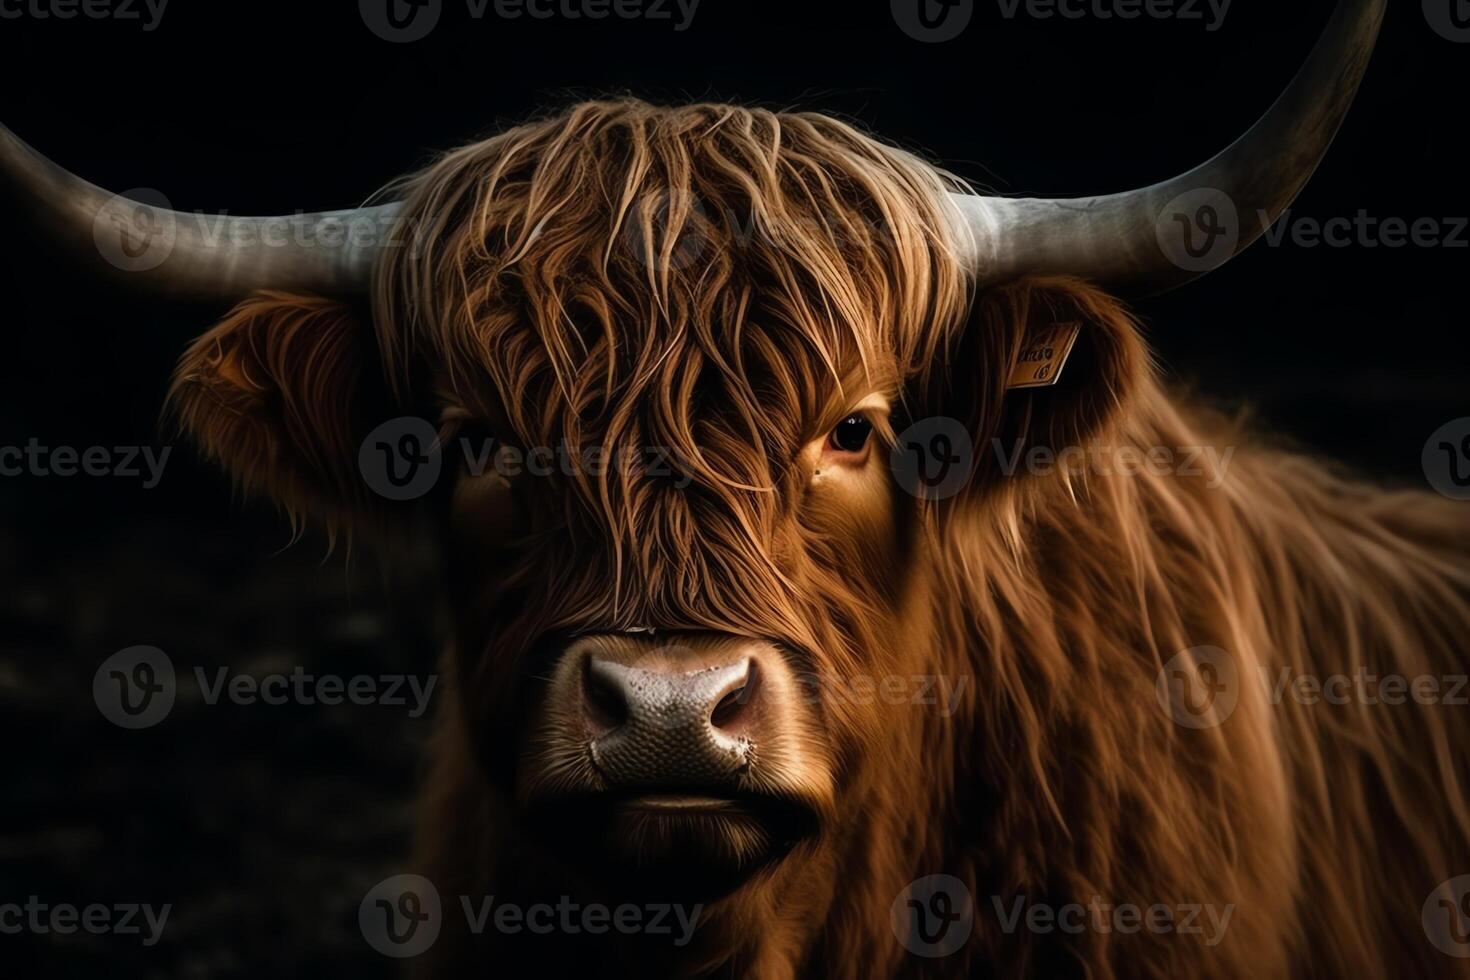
[166,99,1470,978]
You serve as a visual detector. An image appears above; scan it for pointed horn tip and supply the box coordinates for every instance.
[1,119,404,300]
[954,0,1385,296]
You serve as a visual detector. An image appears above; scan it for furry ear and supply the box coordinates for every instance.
[167,290,393,531]
[916,275,1150,494]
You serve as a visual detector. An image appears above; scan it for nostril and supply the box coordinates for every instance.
[710,659,759,732]
[582,658,629,733]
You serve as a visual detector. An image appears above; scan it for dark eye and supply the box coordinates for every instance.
[828,414,874,454]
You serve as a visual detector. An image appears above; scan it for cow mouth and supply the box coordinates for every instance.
[526,786,820,901]
[618,793,746,812]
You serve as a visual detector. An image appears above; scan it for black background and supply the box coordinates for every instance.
[0,0,1466,975]
[3,0,1467,522]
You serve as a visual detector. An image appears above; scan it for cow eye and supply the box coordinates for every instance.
[827,414,874,455]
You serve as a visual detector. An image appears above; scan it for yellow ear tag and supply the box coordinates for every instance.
[1007,321,1082,390]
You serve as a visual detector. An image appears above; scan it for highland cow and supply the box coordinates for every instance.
[7,0,1470,976]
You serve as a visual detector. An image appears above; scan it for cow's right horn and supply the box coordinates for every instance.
[949,0,1385,296]
[0,124,400,301]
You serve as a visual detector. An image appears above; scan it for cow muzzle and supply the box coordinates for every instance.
[583,650,757,788]
[518,631,827,899]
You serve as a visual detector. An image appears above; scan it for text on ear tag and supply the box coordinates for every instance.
[1007,321,1082,390]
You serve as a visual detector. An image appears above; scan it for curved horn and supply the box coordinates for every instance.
[0,124,399,300]
[951,0,1385,295]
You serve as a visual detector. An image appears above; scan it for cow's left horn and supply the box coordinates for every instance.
[951,0,1385,295]
[0,124,399,299]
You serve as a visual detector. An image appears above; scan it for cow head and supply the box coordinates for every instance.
[170,102,1002,905]
[0,0,1383,963]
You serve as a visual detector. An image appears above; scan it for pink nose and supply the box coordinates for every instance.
[579,646,761,788]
